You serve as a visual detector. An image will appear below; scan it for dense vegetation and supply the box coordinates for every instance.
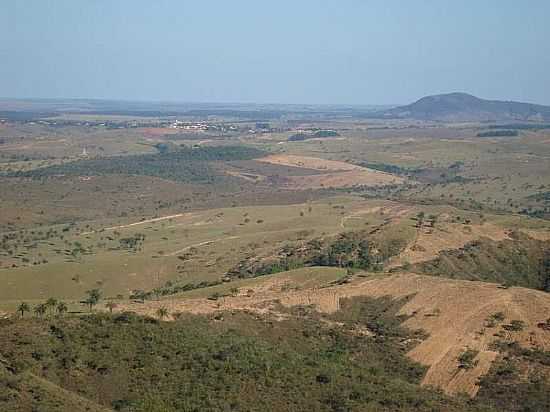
[0,296,497,412]
[409,234,550,291]
[228,230,406,279]
[476,130,519,137]
[476,340,550,411]
[488,123,550,130]
[313,130,340,137]
[10,146,266,183]
[357,162,417,175]
[288,130,339,141]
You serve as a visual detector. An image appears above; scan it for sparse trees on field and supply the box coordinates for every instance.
[17,302,30,318]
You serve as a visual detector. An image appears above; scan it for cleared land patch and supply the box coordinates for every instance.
[258,154,404,189]
[258,154,364,171]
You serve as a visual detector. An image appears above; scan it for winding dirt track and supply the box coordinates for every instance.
[166,236,239,256]
[80,213,192,235]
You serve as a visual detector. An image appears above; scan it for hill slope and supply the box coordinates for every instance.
[116,270,550,397]
[376,92,550,121]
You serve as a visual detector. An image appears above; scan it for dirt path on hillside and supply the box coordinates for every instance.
[166,236,239,256]
[81,213,192,235]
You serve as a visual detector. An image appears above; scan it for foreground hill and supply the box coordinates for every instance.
[375,92,550,122]
[2,270,549,411]
[117,270,550,398]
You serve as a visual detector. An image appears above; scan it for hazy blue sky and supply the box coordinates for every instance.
[2,0,549,105]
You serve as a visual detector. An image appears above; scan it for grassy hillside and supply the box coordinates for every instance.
[0,297,497,412]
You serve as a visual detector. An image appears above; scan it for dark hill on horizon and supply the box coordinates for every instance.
[374,92,550,122]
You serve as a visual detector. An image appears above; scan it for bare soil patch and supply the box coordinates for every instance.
[285,170,403,190]
[258,154,364,171]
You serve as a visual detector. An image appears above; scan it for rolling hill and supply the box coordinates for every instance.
[375,92,550,122]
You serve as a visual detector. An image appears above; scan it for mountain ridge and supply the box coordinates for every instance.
[375,92,550,121]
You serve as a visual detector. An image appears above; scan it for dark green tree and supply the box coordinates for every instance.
[84,289,102,312]
[46,297,58,316]
[56,302,68,316]
[17,302,30,318]
[34,303,47,318]
[156,306,168,320]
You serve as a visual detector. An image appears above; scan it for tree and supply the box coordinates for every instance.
[541,251,550,292]
[34,303,47,318]
[17,302,30,318]
[156,306,168,320]
[83,289,101,312]
[106,301,118,313]
[46,297,58,316]
[56,302,68,316]
[153,288,162,301]
[415,211,425,228]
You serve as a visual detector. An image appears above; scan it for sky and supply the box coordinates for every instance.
[1,0,550,105]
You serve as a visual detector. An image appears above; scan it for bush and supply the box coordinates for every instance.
[503,320,526,332]
[458,349,479,369]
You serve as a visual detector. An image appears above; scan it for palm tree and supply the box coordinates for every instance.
[34,303,47,318]
[153,288,162,301]
[83,289,101,312]
[416,211,425,228]
[56,302,68,316]
[46,297,58,316]
[106,301,118,314]
[156,306,168,320]
[17,302,30,318]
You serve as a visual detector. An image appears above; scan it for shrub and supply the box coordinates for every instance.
[458,349,479,369]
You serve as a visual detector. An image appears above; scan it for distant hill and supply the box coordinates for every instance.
[375,92,550,122]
